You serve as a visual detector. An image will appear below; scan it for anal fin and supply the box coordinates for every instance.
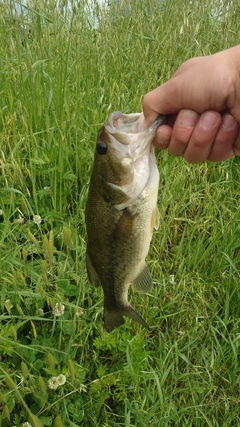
[131,262,153,294]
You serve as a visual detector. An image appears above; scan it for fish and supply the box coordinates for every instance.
[85,111,166,332]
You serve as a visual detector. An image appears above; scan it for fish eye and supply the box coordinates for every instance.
[96,140,108,155]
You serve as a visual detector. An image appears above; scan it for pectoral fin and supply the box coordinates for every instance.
[86,252,100,287]
[113,208,138,242]
[131,262,153,293]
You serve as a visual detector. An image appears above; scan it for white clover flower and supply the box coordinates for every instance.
[0,209,3,215]
[56,374,66,386]
[22,423,32,427]
[53,303,65,317]
[44,186,51,191]
[48,376,59,390]
[48,374,66,389]
[33,214,42,224]
[36,308,44,316]
[16,216,24,224]
[76,307,83,317]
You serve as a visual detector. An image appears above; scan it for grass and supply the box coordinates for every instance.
[0,0,240,425]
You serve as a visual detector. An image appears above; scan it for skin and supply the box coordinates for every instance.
[142,45,240,163]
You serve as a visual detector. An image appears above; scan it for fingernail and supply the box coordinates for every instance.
[222,114,236,130]
[155,131,170,146]
[200,112,219,130]
[179,110,198,128]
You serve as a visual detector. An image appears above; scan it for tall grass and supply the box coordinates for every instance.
[0,0,240,426]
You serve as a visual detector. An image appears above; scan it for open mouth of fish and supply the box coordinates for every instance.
[100,112,167,210]
[105,112,166,161]
[107,111,166,139]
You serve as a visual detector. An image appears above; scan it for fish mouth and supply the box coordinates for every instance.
[105,111,166,161]
[107,111,166,138]
[101,111,165,210]
[108,112,144,136]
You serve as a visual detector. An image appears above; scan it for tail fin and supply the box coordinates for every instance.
[104,305,150,333]
[125,305,150,331]
[104,308,125,333]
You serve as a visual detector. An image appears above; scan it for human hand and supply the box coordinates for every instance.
[143,45,240,163]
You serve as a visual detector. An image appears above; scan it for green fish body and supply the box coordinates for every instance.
[86,112,166,332]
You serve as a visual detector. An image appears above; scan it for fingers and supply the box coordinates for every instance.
[208,114,239,161]
[182,111,222,163]
[153,110,239,163]
[152,124,172,149]
[169,110,200,157]
[153,109,200,153]
[233,133,240,156]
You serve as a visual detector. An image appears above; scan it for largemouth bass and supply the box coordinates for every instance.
[85,111,166,332]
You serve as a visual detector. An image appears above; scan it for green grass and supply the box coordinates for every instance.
[0,0,240,425]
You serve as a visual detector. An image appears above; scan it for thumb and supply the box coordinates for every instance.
[142,78,183,126]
